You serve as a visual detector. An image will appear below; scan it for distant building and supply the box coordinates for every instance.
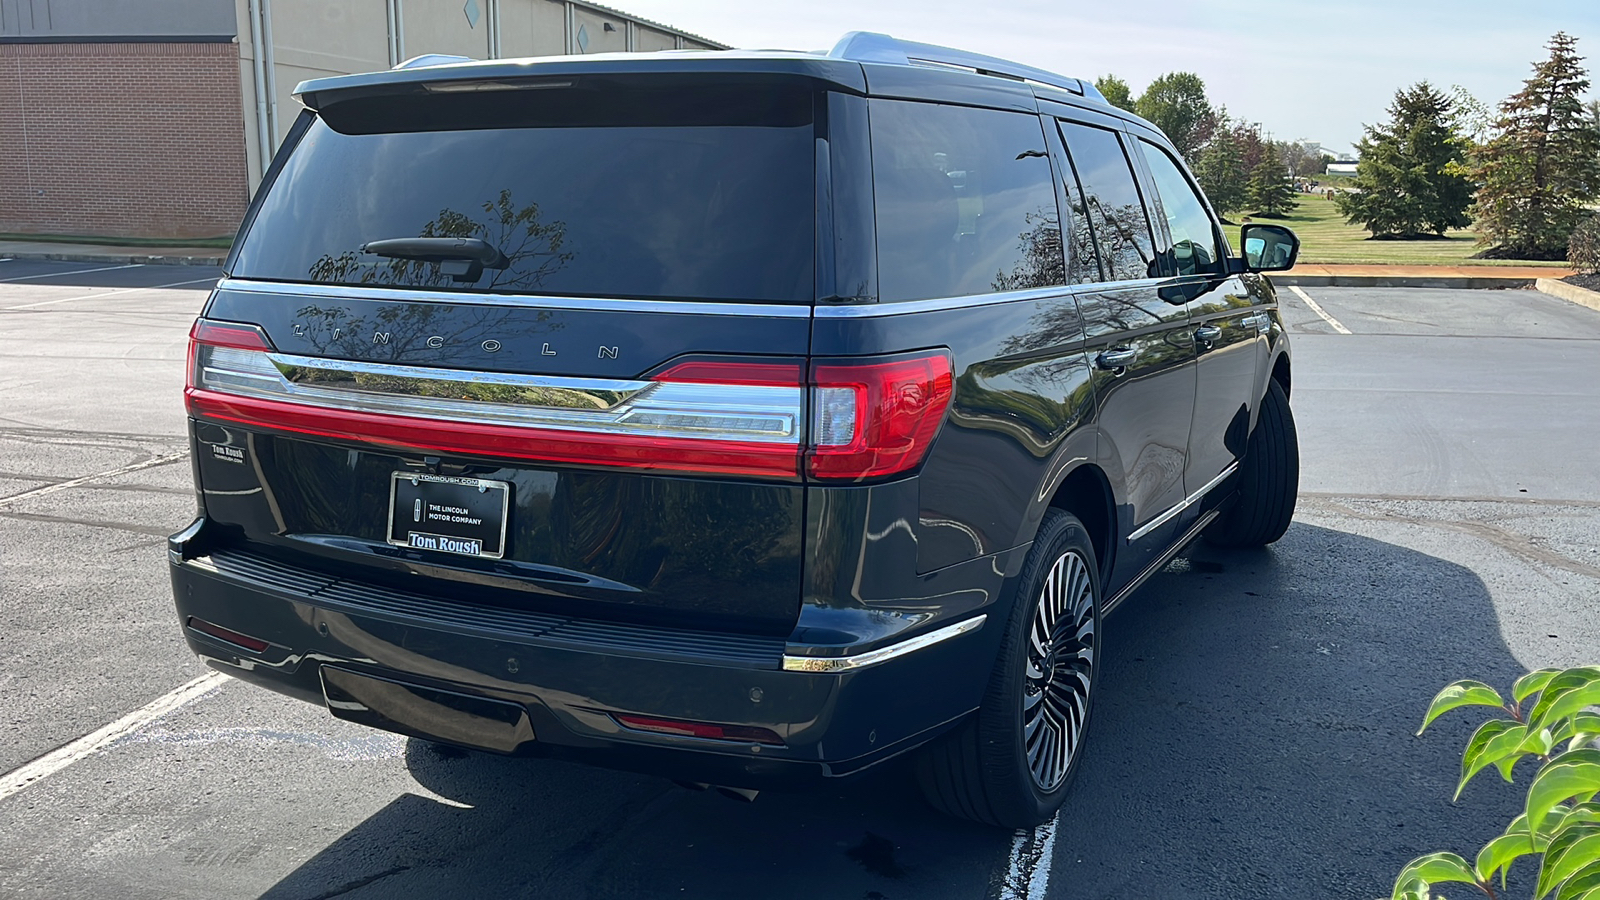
[0,0,723,241]
[1326,160,1359,175]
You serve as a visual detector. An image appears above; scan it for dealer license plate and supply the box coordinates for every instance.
[386,472,510,559]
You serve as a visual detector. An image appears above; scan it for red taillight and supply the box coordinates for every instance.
[184,315,952,482]
[806,353,954,481]
[613,713,785,746]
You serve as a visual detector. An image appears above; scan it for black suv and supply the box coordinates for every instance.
[170,32,1300,828]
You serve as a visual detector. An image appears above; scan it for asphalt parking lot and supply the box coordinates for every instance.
[2,260,1598,899]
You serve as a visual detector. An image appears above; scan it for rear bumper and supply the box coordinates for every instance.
[167,526,997,788]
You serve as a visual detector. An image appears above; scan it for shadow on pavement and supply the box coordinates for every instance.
[0,260,221,291]
[259,523,1526,900]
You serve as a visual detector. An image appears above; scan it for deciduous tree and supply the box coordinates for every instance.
[1094,75,1135,113]
[1334,82,1474,238]
[1134,72,1216,158]
[1473,32,1600,258]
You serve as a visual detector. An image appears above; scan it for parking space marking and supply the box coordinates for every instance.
[997,820,1057,900]
[0,451,188,507]
[2,276,216,310]
[0,673,228,802]
[0,263,143,283]
[1288,285,1353,334]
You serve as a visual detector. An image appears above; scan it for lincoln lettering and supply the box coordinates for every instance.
[424,503,482,526]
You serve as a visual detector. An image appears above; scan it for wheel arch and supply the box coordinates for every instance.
[1045,463,1116,587]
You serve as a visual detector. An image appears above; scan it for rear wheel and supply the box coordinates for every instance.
[1206,378,1298,548]
[916,509,1099,828]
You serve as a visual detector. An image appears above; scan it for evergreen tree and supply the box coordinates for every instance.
[1246,151,1298,218]
[1135,72,1216,158]
[1194,126,1248,215]
[1095,75,1135,113]
[1473,32,1600,258]
[1334,81,1474,237]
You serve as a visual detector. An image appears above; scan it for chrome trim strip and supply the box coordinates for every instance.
[781,615,987,673]
[198,347,804,443]
[1126,461,1240,543]
[1105,509,1221,615]
[812,280,1163,318]
[217,278,815,318]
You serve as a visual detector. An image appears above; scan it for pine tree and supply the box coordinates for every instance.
[1473,32,1600,258]
[1194,126,1248,216]
[1246,152,1298,218]
[1334,82,1474,238]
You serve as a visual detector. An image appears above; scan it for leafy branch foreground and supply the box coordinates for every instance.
[1394,667,1600,900]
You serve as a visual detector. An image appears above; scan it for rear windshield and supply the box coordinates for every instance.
[232,82,816,303]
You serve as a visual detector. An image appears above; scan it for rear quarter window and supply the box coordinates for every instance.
[869,100,1063,302]
[231,83,816,303]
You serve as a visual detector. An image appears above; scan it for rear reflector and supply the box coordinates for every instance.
[613,713,784,746]
[186,616,270,653]
[185,317,951,481]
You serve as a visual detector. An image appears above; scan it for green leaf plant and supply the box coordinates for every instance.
[1396,667,1600,900]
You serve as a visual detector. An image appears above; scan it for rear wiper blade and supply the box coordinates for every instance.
[360,237,510,282]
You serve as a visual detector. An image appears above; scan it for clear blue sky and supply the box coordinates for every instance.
[620,0,1598,156]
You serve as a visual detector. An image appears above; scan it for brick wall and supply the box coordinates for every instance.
[0,42,250,240]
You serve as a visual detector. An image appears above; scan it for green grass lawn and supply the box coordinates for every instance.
[1223,193,1570,267]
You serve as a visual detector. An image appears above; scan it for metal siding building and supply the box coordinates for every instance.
[0,0,724,240]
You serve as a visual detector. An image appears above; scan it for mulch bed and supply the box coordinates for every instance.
[1563,273,1600,292]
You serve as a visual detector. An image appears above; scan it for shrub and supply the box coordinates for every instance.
[1569,216,1600,274]
[1392,666,1600,900]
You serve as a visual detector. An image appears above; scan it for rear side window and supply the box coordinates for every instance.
[231,83,815,303]
[870,100,1062,302]
[1056,121,1156,283]
[1139,139,1225,278]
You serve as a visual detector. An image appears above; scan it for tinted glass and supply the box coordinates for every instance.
[1139,139,1225,277]
[1055,141,1103,284]
[1056,121,1156,283]
[870,100,1062,302]
[231,84,815,302]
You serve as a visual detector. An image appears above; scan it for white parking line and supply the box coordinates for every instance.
[0,263,143,283]
[0,451,188,507]
[997,820,1057,900]
[0,673,229,802]
[1288,285,1352,334]
[2,276,215,310]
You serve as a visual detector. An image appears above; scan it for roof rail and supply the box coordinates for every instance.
[829,32,1103,101]
[394,54,474,70]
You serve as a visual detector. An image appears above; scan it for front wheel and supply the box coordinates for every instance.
[1206,378,1298,548]
[915,509,1100,828]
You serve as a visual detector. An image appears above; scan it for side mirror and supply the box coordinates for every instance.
[1239,224,1300,272]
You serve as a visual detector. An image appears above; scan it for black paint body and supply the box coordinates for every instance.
[170,52,1290,786]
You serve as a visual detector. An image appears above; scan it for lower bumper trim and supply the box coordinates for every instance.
[781,615,987,673]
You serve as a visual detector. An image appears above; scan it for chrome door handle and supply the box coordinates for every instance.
[1096,348,1138,371]
[1194,324,1222,343]
[1240,313,1270,332]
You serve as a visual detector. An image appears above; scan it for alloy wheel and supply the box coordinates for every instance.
[1022,549,1096,792]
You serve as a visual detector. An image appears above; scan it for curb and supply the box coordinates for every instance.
[1275,274,1543,289]
[0,249,225,267]
[1534,278,1600,313]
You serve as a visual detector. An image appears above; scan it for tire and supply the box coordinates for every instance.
[1206,377,1299,548]
[915,509,1100,828]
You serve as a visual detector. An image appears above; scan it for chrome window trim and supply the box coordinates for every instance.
[1126,461,1239,543]
[217,278,815,319]
[781,614,986,673]
[813,279,1164,318]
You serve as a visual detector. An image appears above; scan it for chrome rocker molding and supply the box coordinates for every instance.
[1127,461,1239,543]
[781,615,987,673]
